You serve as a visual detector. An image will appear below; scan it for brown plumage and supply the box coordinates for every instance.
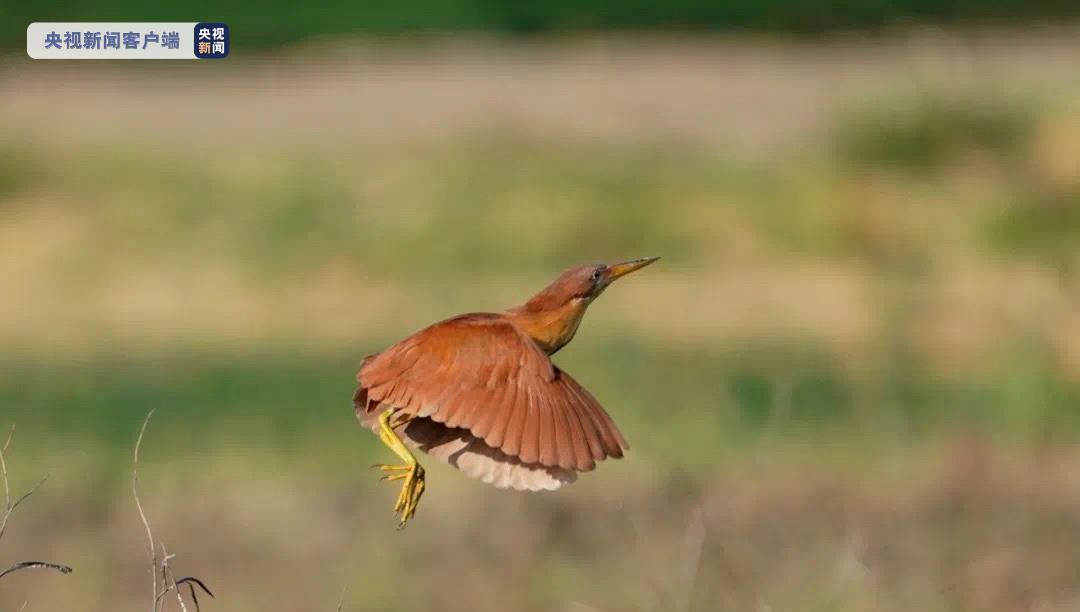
[355,257,658,525]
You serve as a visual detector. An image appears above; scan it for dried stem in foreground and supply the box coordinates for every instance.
[336,584,348,612]
[0,561,73,581]
[0,423,72,583]
[133,410,158,611]
[160,543,188,612]
[133,411,215,612]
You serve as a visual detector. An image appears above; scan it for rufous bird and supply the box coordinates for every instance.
[354,257,659,527]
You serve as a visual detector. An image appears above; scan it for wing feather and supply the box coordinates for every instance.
[519,384,541,464]
[552,397,575,470]
[470,354,507,436]
[357,313,626,470]
[538,388,557,467]
[562,385,604,463]
[560,397,594,470]
[563,376,623,458]
[482,374,516,449]
[470,362,507,440]
[502,377,527,457]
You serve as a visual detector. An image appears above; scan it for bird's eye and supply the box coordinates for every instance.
[591,268,604,282]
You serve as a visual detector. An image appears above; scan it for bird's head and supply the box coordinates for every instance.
[541,257,661,305]
[511,257,659,353]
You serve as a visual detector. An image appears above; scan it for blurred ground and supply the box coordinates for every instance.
[2,30,1080,611]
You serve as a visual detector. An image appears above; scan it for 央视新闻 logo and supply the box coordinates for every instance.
[194,23,228,58]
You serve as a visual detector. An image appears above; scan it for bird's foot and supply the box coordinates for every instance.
[371,462,426,528]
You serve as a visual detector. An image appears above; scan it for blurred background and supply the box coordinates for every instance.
[3,3,1080,611]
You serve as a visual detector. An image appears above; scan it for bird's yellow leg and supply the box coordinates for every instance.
[371,410,425,528]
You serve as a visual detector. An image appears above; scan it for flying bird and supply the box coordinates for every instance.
[354,257,659,527]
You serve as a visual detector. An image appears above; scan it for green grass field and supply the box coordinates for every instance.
[2,34,1080,611]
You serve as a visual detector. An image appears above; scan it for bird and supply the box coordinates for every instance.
[353,257,659,528]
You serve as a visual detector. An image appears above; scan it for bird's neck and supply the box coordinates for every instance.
[506,298,590,355]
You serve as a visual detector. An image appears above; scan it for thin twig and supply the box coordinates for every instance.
[626,512,670,611]
[6,475,49,515]
[0,424,71,588]
[675,507,706,612]
[177,577,214,612]
[134,412,214,612]
[161,543,189,612]
[152,551,215,612]
[133,410,158,612]
[0,561,73,581]
[336,584,348,612]
[2,424,13,455]
[0,424,15,544]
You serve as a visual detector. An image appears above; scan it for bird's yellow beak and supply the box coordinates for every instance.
[606,257,660,282]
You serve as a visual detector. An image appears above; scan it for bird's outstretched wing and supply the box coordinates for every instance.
[356,313,627,472]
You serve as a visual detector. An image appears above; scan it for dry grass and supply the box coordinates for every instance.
[4,29,1080,153]
[2,433,1080,611]
[0,425,72,602]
